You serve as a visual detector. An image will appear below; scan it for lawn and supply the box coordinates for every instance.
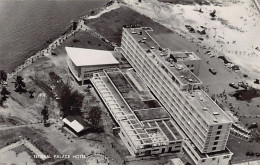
[227,135,260,163]
[53,30,113,55]
[85,6,172,44]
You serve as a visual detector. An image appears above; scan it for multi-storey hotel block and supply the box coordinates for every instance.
[91,68,183,157]
[119,27,233,165]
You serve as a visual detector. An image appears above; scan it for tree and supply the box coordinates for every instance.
[41,106,49,126]
[0,70,7,82]
[0,99,3,107]
[59,84,84,117]
[0,87,9,107]
[88,106,102,130]
[14,76,26,94]
[1,87,10,97]
[210,9,216,18]
[28,90,34,98]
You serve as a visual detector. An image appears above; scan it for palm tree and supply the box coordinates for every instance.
[14,76,26,94]
[1,87,10,97]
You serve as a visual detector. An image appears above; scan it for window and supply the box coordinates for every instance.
[212,147,216,151]
[217,131,221,135]
[187,65,190,67]
[218,125,222,129]
[214,142,218,145]
[215,136,219,140]
[223,155,230,159]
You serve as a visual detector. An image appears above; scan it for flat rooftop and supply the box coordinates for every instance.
[170,51,200,61]
[92,69,182,149]
[66,47,119,67]
[124,27,201,85]
[184,90,232,124]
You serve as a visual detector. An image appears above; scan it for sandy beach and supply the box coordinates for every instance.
[123,0,260,88]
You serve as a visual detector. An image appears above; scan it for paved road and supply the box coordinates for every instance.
[0,123,42,131]
[254,0,260,12]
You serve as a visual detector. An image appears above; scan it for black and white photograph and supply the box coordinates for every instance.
[0,0,259,164]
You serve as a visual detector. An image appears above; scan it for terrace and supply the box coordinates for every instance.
[105,70,161,110]
[125,70,154,101]
[143,120,182,141]
[134,108,170,121]
[92,69,183,151]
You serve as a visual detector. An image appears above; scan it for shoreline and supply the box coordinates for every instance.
[6,0,117,79]
[122,0,260,88]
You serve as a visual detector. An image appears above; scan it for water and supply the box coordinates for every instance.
[0,0,106,72]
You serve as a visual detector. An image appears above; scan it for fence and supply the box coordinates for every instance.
[7,29,77,80]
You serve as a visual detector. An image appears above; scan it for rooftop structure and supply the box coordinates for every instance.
[91,68,182,157]
[66,47,119,67]
[66,47,119,84]
[168,51,201,75]
[170,52,200,61]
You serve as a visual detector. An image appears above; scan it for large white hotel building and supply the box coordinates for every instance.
[119,27,233,165]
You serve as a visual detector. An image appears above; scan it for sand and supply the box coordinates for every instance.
[123,0,260,87]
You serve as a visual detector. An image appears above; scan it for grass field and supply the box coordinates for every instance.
[53,30,113,55]
[228,135,260,163]
[86,6,172,44]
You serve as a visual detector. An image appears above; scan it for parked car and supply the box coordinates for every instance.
[54,94,60,100]
[209,68,217,75]
[229,83,239,89]
[246,151,254,156]
[185,25,195,33]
